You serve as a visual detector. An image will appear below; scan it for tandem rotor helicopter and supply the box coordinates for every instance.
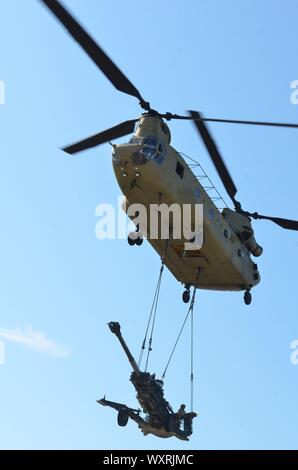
[40,0,298,306]
[40,0,298,441]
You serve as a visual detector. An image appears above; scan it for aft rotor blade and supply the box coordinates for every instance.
[40,0,148,108]
[245,212,298,231]
[188,110,238,205]
[63,119,138,154]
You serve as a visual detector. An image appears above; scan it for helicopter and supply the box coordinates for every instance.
[40,0,298,305]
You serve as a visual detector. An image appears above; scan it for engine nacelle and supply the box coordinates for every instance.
[222,208,263,257]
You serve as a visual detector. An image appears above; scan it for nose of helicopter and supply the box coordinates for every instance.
[111,140,166,195]
[112,143,142,168]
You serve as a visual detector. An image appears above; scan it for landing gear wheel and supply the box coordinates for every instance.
[128,232,143,246]
[182,290,190,304]
[135,236,143,246]
[117,408,129,427]
[128,234,136,246]
[244,290,252,305]
[127,232,138,246]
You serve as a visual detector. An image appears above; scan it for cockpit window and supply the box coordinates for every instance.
[143,136,158,148]
[139,146,156,160]
[129,136,144,144]
[131,135,164,165]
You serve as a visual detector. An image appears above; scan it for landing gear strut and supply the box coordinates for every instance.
[182,285,191,304]
[244,289,252,305]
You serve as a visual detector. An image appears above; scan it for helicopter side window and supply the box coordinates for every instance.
[176,161,184,179]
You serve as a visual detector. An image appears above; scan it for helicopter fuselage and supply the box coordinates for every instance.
[112,115,260,292]
[41,0,298,299]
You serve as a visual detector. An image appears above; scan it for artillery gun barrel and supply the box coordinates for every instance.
[108,322,141,377]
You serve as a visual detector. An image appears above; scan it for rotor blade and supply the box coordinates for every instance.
[188,110,239,205]
[165,113,298,129]
[198,117,298,129]
[63,119,138,154]
[40,0,148,108]
[246,212,298,231]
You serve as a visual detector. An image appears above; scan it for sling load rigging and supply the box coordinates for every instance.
[98,255,199,440]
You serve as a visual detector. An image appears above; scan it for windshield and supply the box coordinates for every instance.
[129,136,144,144]
[143,136,158,148]
[131,135,164,165]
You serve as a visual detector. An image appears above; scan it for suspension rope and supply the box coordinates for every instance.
[162,287,197,382]
[144,266,163,372]
[138,266,163,367]
[138,240,169,369]
[190,295,194,412]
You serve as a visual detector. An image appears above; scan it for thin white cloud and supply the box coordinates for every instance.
[0,325,71,358]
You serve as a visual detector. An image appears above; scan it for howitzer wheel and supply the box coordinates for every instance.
[117,408,129,427]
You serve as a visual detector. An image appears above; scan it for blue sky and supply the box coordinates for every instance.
[0,0,297,450]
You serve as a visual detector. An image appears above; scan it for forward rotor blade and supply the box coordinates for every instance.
[63,119,138,154]
[40,0,148,108]
[198,117,298,129]
[245,212,298,231]
[188,110,238,206]
[166,113,298,129]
